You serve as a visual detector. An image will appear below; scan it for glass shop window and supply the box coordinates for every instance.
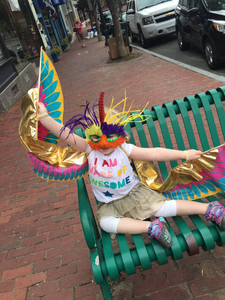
[0,0,42,72]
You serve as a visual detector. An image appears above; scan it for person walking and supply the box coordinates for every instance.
[73,18,85,48]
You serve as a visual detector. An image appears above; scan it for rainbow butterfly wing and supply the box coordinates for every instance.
[20,48,89,182]
[38,48,64,145]
[162,145,225,200]
[27,153,89,182]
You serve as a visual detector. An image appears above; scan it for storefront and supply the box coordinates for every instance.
[34,0,68,48]
[0,0,42,112]
[0,0,43,72]
[0,0,70,112]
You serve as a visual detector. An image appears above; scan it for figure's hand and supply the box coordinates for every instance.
[37,102,48,115]
[186,149,202,160]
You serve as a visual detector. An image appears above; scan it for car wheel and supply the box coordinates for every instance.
[204,38,219,70]
[138,27,148,48]
[129,27,138,43]
[177,29,190,51]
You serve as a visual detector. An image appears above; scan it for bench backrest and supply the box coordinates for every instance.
[125,87,225,180]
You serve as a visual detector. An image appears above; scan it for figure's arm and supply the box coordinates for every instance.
[38,102,87,153]
[130,145,202,161]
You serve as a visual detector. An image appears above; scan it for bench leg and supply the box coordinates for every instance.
[91,250,113,300]
[99,277,113,300]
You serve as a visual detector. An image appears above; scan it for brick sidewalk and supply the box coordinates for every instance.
[1,32,225,300]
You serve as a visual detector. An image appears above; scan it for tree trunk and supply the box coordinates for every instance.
[92,0,102,41]
[105,0,128,58]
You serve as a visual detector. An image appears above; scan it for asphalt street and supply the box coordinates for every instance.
[131,33,225,80]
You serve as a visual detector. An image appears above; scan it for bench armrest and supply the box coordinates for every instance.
[77,178,100,250]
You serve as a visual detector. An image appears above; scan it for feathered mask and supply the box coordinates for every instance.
[62,91,147,150]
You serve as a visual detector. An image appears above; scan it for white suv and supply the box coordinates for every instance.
[126,0,179,48]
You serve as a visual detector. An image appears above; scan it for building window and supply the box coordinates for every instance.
[0,0,42,72]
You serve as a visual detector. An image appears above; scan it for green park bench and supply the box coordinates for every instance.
[75,87,225,299]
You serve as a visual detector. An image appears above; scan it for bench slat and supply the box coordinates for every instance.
[116,234,136,275]
[152,105,178,169]
[101,230,121,280]
[163,102,186,152]
[145,110,169,180]
[207,89,225,139]
[175,99,199,149]
[132,234,152,270]
[185,95,210,151]
[196,92,221,147]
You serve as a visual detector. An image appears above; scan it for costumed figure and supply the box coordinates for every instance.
[19,48,225,248]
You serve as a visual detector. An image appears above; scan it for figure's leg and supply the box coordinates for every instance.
[155,200,225,230]
[76,33,82,46]
[205,201,225,230]
[82,33,85,47]
[101,217,172,248]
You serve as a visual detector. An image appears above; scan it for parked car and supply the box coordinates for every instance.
[126,0,179,48]
[99,10,113,36]
[175,0,225,69]
[99,11,127,36]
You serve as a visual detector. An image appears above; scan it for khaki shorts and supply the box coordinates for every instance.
[96,182,166,224]
[76,32,84,40]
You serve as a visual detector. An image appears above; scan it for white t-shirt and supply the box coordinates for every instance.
[86,143,140,203]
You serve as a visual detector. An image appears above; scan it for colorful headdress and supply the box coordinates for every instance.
[62,91,148,150]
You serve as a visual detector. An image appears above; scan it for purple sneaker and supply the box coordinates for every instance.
[205,201,225,230]
[148,217,172,248]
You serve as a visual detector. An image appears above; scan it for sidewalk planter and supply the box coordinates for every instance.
[60,38,68,51]
[50,46,61,62]
[51,53,60,62]
[61,45,67,51]
[68,33,72,43]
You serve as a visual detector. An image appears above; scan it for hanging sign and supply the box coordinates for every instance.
[8,0,20,11]
[38,0,58,18]
[51,0,67,5]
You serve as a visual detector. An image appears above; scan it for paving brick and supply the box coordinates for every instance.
[37,222,62,235]
[41,288,74,300]
[60,270,91,289]
[47,242,74,259]
[75,282,102,299]
[214,288,225,300]
[61,232,84,245]
[41,210,64,219]
[2,207,24,218]
[61,247,90,265]
[0,216,10,225]
[77,259,92,272]
[14,272,46,290]
[0,280,15,293]
[34,239,60,253]
[194,296,214,300]
[47,262,77,281]
[7,245,35,259]
[17,252,46,268]
[0,288,27,300]
[19,214,40,226]
[0,240,22,253]
[22,233,48,247]
[189,275,225,296]
[27,280,59,298]
[167,264,202,285]
[33,256,61,273]
[52,211,76,223]
[2,264,32,281]
[151,284,192,300]
[132,271,169,296]
[48,226,74,240]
